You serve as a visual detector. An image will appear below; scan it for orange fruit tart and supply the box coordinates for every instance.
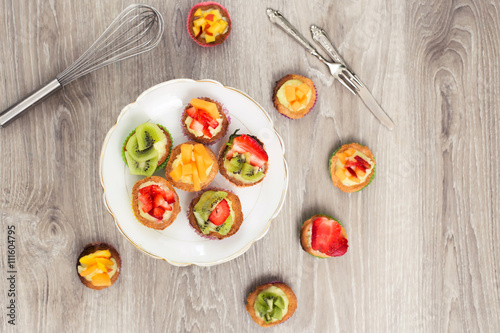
[187,2,231,47]
[300,215,348,258]
[188,189,243,240]
[273,74,317,119]
[165,142,218,192]
[131,176,181,230]
[76,243,121,290]
[329,143,376,193]
[181,97,229,144]
[246,282,297,327]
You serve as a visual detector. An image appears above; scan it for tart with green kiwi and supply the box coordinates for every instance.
[187,2,231,47]
[273,74,317,119]
[122,122,173,177]
[181,97,229,145]
[76,242,121,290]
[218,130,269,187]
[300,215,348,258]
[246,282,297,327]
[166,142,218,192]
[131,176,181,230]
[187,189,243,240]
[329,143,376,193]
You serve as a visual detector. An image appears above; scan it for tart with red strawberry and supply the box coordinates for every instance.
[218,130,269,187]
[329,143,376,193]
[181,97,229,144]
[77,242,121,290]
[188,189,243,240]
[131,176,181,230]
[300,215,348,258]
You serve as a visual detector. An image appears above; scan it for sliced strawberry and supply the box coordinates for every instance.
[202,127,213,138]
[138,192,153,213]
[153,207,165,219]
[149,185,164,196]
[354,156,370,169]
[344,159,358,168]
[164,191,176,204]
[189,119,204,132]
[199,111,219,128]
[208,199,230,226]
[311,217,348,257]
[138,186,151,196]
[346,167,358,178]
[229,135,268,168]
[186,107,198,119]
[357,164,367,173]
[153,193,170,210]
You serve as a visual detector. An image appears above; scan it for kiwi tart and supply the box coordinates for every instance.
[181,97,229,145]
[76,242,121,290]
[166,142,218,192]
[273,74,317,119]
[218,130,269,187]
[246,282,297,327]
[187,189,243,240]
[122,122,173,177]
[329,143,376,193]
[131,176,181,230]
[300,215,348,258]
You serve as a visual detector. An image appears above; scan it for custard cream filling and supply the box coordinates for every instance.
[172,153,213,184]
[78,258,118,282]
[276,79,312,111]
[335,150,374,186]
[253,286,289,323]
[185,116,223,137]
[137,181,173,222]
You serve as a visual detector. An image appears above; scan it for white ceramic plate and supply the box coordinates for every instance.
[99,79,288,266]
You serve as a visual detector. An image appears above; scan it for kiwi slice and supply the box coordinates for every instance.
[136,123,166,151]
[255,291,286,323]
[126,134,159,162]
[124,151,158,177]
[240,163,265,182]
[227,156,243,174]
[214,214,233,235]
[193,191,228,229]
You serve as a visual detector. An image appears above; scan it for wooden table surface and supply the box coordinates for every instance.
[1,0,499,332]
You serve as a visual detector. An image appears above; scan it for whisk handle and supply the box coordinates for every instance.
[0,79,62,127]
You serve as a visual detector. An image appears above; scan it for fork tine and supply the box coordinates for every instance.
[336,72,357,95]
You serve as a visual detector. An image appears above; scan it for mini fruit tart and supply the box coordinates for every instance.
[166,142,218,192]
[218,130,269,187]
[187,2,231,47]
[300,215,348,258]
[246,282,297,327]
[188,189,243,239]
[131,176,181,230]
[273,74,317,119]
[181,97,229,144]
[122,122,173,177]
[76,242,121,290]
[329,143,376,193]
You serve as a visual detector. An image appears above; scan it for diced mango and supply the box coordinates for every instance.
[170,164,183,182]
[356,168,366,177]
[192,166,201,191]
[348,175,361,183]
[194,144,213,167]
[204,13,215,22]
[190,99,219,119]
[213,10,222,21]
[193,26,201,37]
[298,95,307,106]
[195,154,208,182]
[291,101,302,111]
[194,8,202,17]
[335,167,347,181]
[345,148,356,157]
[218,19,227,32]
[205,34,216,43]
[181,144,193,164]
[297,83,310,95]
[182,163,193,176]
[91,273,111,287]
[285,86,296,103]
[295,89,305,100]
[207,21,221,34]
[80,264,99,277]
[193,18,206,28]
[336,152,348,164]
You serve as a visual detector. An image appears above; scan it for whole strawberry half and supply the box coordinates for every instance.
[311,217,348,257]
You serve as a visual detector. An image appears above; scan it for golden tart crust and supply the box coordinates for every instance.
[246,282,297,327]
[181,97,229,144]
[76,243,121,291]
[272,74,316,119]
[300,215,348,258]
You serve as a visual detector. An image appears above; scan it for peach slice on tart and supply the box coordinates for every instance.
[76,243,121,290]
[329,143,376,193]
[273,74,317,119]
[181,97,228,144]
[166,142,218,192]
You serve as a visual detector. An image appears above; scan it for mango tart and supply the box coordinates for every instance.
[131,176,181,230]
[76,243,121,290]
[246,282,297,328]
[187,188,243,240]
[218,130,269,187]
[273,74,317,119]
[329,143,376,193]
[300,215,348,258]
[187,2,231,47]
[165,142,218,192]
[181,97,229,145]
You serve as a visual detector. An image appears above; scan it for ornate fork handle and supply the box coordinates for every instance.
[310,25,351,71]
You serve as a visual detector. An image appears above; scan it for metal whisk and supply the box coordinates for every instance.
[0,4,164,127]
